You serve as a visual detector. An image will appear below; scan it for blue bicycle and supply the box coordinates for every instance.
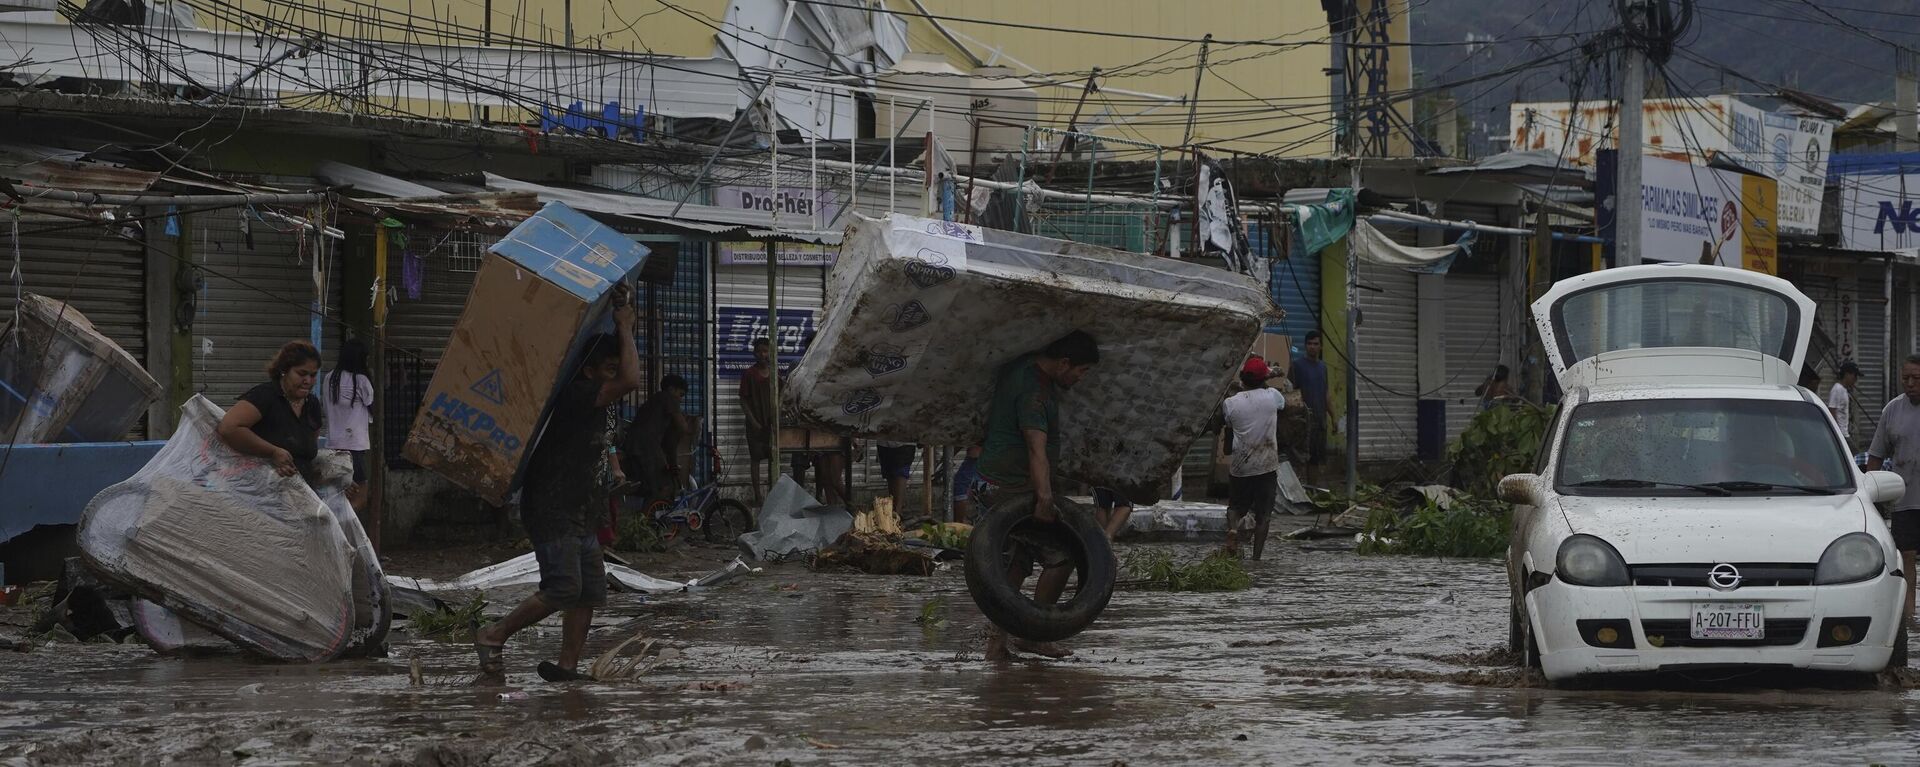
[639,443,754,544]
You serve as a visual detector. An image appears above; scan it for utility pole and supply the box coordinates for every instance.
[1182,35,1212,146]
[1898,47,1919,152]
[1615,0,1650,268]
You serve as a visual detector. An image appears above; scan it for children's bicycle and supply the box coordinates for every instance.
[637,444,755,545]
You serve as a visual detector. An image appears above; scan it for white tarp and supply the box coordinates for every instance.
[77,396,375,662]
[1348,219,1466,271]
[784,214,1270,503]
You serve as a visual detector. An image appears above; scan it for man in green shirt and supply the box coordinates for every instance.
[971,331,1100,661]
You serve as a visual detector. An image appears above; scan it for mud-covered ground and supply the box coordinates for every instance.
[4,538,1919,766]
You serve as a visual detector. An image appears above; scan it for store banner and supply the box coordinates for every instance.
[1836,172,1920,253]
[1728,101,1832,238]
[717,242,838,267]
[1598,152,1778,274]
[715,305,817,379]
[713,185,845,230]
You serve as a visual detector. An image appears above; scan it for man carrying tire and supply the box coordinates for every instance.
[974,331,1100,661]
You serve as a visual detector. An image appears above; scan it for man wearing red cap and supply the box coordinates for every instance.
[1221,356,1287,559]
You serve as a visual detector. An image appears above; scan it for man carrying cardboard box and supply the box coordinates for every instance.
[475,285,642,683]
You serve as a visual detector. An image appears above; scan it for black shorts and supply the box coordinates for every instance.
[532,533,608,610]
[1228,471,1278,520]
[973,479,1074,573]
[1893,510,1920,552]
[348,450,368,484]
[877,444,917,479]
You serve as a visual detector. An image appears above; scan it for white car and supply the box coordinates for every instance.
[1503,263,1908,682]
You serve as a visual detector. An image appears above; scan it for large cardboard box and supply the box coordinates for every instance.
[402,203,651,505]
[784,214,1271,504]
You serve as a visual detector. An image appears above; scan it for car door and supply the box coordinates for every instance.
[1532,263,1816,390]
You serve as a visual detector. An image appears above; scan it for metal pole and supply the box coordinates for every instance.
[1345,160,1360,499]
[810,86,820,231]
[1182,35,1211,146]
[849,89,858,215]
[1616,7,1647,267]
[768,78,782,485]
[888,98,897,211]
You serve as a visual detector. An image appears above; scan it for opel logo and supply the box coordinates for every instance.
[1708,563,1743,591]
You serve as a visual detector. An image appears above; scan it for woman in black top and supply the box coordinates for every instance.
[218,340,325,482]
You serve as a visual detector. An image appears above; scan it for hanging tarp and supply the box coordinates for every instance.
[1196,152,1252,273]
[1348,219,1475,274]
[1287,188,1358,256]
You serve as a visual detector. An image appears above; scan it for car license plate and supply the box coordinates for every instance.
[1691,603,1764,640]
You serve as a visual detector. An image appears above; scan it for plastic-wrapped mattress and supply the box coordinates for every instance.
[79,396,386,662]
[785,214,1270,503]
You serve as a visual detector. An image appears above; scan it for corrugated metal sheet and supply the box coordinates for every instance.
[1354,262,1419,461]
[1443,274,1502,442]
[714,259,833,491]
[384,231,485,372]
[1257,225,1320,341]
[1856,265,1889,433]
[0,227,146,364]
[193,206,342,408]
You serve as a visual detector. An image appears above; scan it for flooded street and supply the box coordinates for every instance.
[5,541,1919,765]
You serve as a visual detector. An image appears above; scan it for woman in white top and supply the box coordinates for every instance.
[325,338,376,506]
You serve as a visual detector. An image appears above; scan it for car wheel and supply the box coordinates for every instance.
[964,494,1117,643]
[1520,605,1543,670]
[1508,599,1525,656]
[1894,625,1909,669]
[702,499,754,544]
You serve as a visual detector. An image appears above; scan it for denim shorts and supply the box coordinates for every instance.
[532,534,608,610]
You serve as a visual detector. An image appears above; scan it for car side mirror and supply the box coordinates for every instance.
[1498,473,1542,506]
[1866,470,1906,505]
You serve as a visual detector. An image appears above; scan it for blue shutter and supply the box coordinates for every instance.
[1253,225,1321,343]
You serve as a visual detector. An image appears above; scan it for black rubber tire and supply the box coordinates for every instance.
[964,494,1117,643]
[1523,616,1542,671]
[1893,625,1909,669]
[1507,599,1525,656]
[703,499,755,544]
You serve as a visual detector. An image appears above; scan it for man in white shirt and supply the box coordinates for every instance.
[1222,357,1287,560]
[1831,361,1860,448]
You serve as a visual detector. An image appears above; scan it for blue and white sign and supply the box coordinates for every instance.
[1837,172,1920,253]
[716,306,817,379]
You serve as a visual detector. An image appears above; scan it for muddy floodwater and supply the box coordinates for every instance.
[5,541,1920,765]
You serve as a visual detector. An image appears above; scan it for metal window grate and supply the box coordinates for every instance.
[445,231,491,273]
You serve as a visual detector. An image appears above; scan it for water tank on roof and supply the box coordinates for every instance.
[877,53,976,158]
[971,66,1038,158]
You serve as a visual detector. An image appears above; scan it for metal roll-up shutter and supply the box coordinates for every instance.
[714,253,831,493]
[1354,262,1419,462]
[1443,274,1502,442]
[1856,265,1889,430]
[380,230,485,467]
[2,226,147,362]
[193,206,343,408]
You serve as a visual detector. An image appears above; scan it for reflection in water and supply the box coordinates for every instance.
[2,543,1916,766]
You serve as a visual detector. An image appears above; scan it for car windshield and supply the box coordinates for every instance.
[1555,398,1853,495]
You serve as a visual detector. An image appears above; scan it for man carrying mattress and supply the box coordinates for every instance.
[973,330,1100,661]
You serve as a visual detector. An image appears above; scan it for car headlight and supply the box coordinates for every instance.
[1814,532,1886,585]
[1556,534,1629,587]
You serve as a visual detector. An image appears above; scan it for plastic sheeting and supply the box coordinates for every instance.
[77,396,383,662]
[0,293,162,443]
[785,214,1270,503]
[736,476,853,562]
